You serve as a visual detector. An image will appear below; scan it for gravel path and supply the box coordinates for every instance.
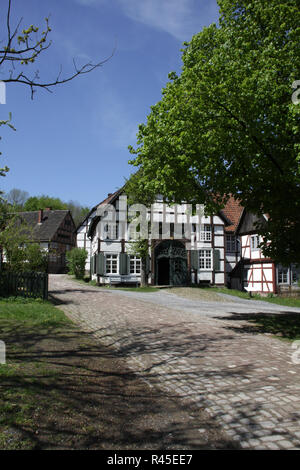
[49,275,300,450]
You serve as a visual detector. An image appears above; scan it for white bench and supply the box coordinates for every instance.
[108,276,139,287]
[109,276,122,287]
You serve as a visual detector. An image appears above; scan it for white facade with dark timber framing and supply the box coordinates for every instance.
[77,192,300,293]
[76,212,95,272]
[230,211,300,295]
[85,190,234,287]
[76,190,122,273]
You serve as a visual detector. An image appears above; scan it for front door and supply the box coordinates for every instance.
[155,241,187,286]
[157,258,170,285]
[171,257,187,286]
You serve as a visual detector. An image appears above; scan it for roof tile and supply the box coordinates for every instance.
[221,197,244,233]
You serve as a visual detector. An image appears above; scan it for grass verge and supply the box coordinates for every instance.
[207,287,300,308]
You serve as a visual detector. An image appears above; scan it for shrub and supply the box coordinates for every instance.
[24,243,48,272]
[66,247,87,279]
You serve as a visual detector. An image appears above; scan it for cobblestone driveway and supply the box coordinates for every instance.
[49,275,300,450]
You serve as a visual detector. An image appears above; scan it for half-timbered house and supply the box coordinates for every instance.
[76,190,122,273]
[230,211,300,294]
[11,209,76,273]
[84,190,241,287]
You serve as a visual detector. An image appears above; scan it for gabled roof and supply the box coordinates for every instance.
[220,197,244,233]
[85,190,245,237]
[14,210,72,242]
[97,188,123,208]
[87,188,124,238]
[76,188,124,231]
[238,211,267,236]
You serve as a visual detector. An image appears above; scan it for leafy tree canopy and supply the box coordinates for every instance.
[0,214,47,272]
[23,195,68,212]
[128,0,300,264]
[21,194,89,225]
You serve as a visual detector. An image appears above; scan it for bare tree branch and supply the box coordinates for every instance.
[0,0,114,98]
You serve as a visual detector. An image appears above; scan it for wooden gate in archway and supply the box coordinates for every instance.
[155,240,187,286]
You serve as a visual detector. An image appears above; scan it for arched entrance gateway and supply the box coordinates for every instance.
[155,240,188,286]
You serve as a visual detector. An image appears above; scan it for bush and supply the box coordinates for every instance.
[24,243,48,272]
[66,247,87,279]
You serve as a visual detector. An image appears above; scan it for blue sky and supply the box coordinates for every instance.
[0,0,219,208]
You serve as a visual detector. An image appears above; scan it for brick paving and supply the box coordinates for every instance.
[49,275,300,450]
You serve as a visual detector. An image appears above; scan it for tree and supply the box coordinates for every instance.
[66,200,90,227]
[23,195,67,212]
[128,0,300,264]
[0,115,14,198]
[0,214,47,272]
[66,247,88,279]
[0,0,110,98]
[0,0,111,194]
[22,194,89,225]
[5,188,29,208]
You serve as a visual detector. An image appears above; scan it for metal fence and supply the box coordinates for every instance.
[0,272,48,300]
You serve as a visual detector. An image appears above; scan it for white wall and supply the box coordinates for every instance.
[88,196,231,285]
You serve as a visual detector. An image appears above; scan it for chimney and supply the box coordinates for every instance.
[38,209,43,224]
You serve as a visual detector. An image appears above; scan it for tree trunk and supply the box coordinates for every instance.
[141,259,148,287]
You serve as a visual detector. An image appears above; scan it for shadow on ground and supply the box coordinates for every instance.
[214,311,300,340]
[0,319,240,450]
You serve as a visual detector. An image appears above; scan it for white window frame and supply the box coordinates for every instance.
[129,255,141,275]
[277,266,289,285]
[199,249,212,270]
[251,235,260,251]
[277,265,300,285]
[200,225,212,242]
[105,253,119,274]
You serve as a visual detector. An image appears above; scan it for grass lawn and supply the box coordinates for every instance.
[164,287,230,302]
[207,287,252,300]
[0,296,230,450]
[207,286,300,308]
[0,297,71,449]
